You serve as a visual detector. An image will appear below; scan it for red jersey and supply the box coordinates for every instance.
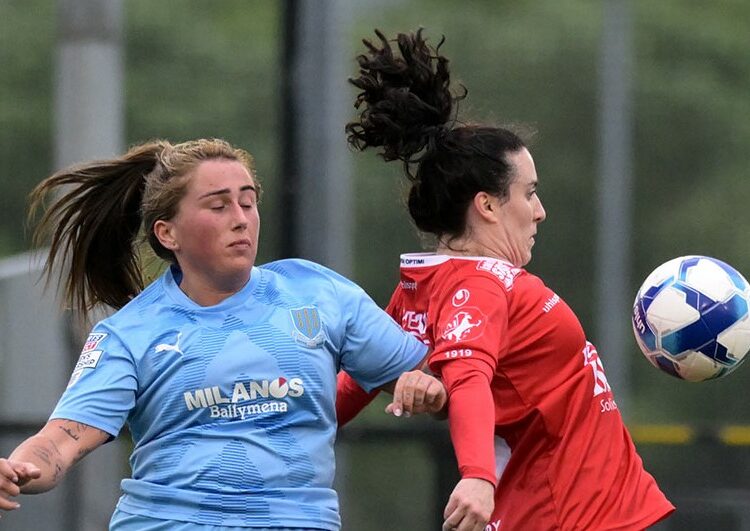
[389,253,674,531]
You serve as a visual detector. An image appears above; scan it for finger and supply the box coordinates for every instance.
[0,461,17,484]
[425,379,448,412]
[456,514,481,531]
[0,482,20,498]
[14,463,41,481]
[390,373,406,417]
[443,494,459,520]
[398,373,417,414]
[0,475,20,498]
[410,374,428,410]
[0,493,21,511]
[442,513,462,531]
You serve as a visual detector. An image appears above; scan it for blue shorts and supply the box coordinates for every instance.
[109,508,327,531]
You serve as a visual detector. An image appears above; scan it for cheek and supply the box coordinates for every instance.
[248,210,261,236]
[178,214,222,250]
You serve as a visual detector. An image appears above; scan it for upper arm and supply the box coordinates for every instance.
[429,275,509,376]
[51,328,137,437]
[337,282,427,392]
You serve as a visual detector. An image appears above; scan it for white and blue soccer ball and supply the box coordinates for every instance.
[632,255,750,382]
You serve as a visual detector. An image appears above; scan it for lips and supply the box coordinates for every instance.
[229,239,252,248]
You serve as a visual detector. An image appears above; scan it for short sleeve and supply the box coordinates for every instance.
[50,325,138,438]
[336,279,427,392]
[428,275,509,377]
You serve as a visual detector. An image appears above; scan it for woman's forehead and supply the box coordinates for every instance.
[186,159,256,191]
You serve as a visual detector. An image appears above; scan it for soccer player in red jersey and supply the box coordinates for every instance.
[336,29,675,531]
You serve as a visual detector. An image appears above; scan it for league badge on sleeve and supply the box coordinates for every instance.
[82,332,108,352]
[67,332,108,388]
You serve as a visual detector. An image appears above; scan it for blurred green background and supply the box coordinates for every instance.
[1,0,749,529]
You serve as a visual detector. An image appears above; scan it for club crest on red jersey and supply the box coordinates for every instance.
[441,307,486,343]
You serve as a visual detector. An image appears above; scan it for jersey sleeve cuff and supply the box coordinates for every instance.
[460,466,498,487]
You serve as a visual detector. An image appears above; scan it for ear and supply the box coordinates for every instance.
[153,220,179,251]
[471,192,497,223]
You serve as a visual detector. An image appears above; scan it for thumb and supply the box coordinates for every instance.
[13,462,41,482]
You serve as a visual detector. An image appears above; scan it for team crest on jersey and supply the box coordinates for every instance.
[476,260,521,290]
[441,307,486,343]
[290,307,325,348]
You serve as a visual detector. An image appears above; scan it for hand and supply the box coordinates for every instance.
[0,458,41,512]
[442,477,495,531]
[385,370,447,417]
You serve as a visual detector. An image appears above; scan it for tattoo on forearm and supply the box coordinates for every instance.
[29,439,65,483]
[59,426,80,441]
[31,446,53,466]
[58,421,88,441]
[52,463,63,483]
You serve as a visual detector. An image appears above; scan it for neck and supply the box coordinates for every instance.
[436,238,510,263]
[177,270,251,307]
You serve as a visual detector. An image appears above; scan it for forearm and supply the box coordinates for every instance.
[336,371,380,426]
[447,382,497,484]
[439,360,498,485]
[8,435,68,494]
[9,420,107,494]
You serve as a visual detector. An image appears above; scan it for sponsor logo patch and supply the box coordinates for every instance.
[74,350,103,371]
[583,341,611,398]
[476,260,521,290]
[183,378,306,420]
[401,310,427,337]
[451,288,470,307]
[155,332,184,356]
[400,280,417,290]
[542,293,560,313]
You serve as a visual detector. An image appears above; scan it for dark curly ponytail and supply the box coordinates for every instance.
[347,29,527,241]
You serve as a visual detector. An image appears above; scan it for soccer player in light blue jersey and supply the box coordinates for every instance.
[0,138,446,530]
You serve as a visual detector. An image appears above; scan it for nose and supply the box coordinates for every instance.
[230,201,249,229]
[534,196,546,223]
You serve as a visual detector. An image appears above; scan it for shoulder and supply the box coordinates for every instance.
[259,258,362,292]
[442,257,527,295]
[469,258,526,290]
[260,257,334,276]
[104,273,167,325]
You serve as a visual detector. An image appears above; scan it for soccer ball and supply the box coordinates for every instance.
[632,255,750,382]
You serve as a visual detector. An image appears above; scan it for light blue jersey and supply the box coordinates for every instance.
[51,259,426,530]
